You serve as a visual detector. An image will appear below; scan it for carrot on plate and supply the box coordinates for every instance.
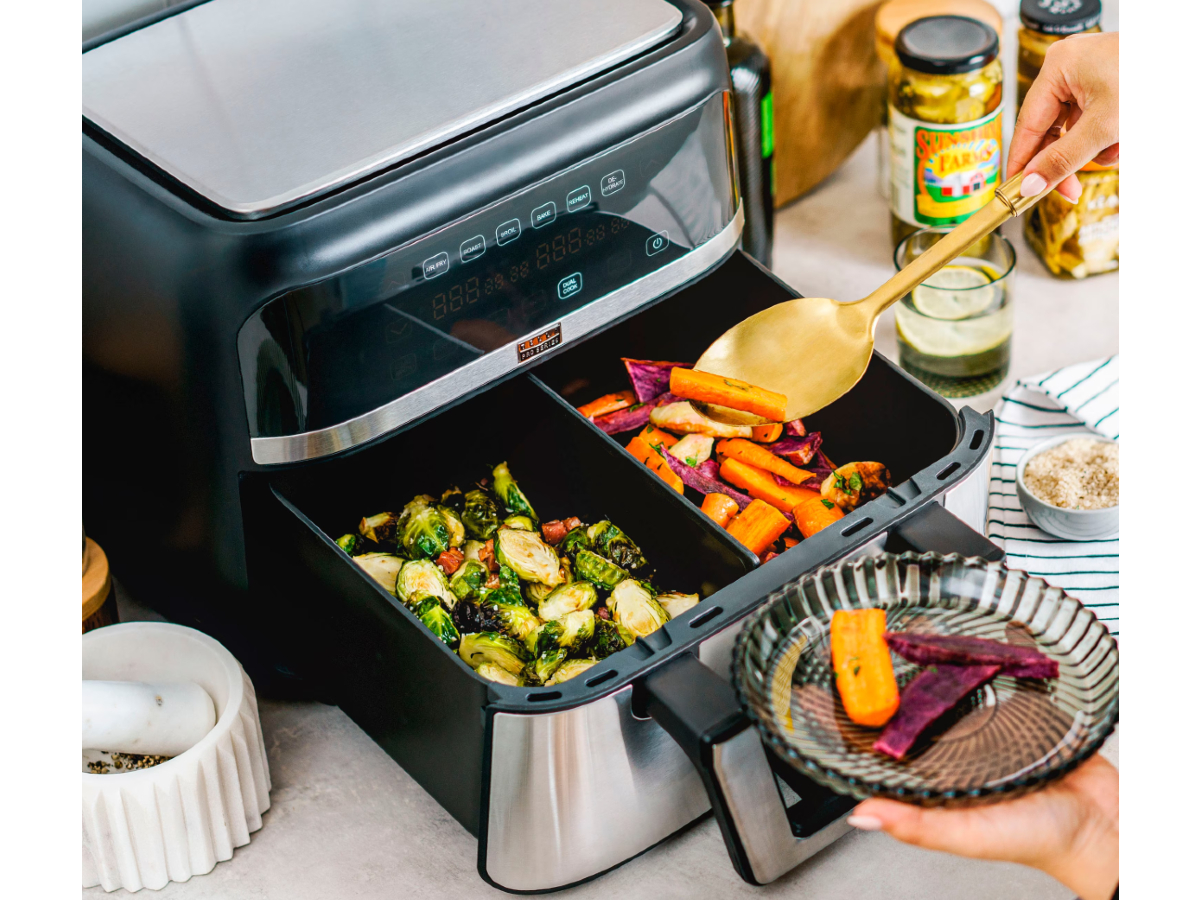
[638,423,679,449]
[725,499,790,556]
[716,438,814,485]
[700,492,740,527]
[577,390,637,419]
[830,609,900,727]
[792,496,845,538]
[668,368,788,422]
[626,434,684,493]
[719,458,821,513]
[750,423,784,443]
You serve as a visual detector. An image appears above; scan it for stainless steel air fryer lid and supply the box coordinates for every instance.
[83,0,683,217]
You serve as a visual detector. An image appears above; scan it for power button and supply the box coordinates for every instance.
[646,230,669,256]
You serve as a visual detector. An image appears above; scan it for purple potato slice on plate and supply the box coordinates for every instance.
[874,664,1002,760]
[886,632,1059,679]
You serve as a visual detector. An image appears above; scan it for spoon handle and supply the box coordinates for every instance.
[857,172,1054,324]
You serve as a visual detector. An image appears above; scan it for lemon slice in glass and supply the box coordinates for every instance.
[911,264,996,320]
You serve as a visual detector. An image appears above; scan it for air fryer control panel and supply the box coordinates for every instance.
[237,91,737,459]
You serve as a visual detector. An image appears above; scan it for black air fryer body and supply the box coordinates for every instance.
[83,0,998,891]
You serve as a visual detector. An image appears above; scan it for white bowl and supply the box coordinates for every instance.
[1015,435,1119,541]
[83,623,271,892]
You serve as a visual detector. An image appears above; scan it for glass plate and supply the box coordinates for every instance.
[733,553,1119,807]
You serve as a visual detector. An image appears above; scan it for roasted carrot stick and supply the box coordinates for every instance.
[700,492,740,527]
[792,497,845,538]
[716,438,815,485]
[725,499,790,556]
[577,390,637,419]
[750,423,784,443]
[626,435,685,493]
[719,458,821,513]
[638,423,679,449]
[783,536,800,549]
[830,609,900,727]
[668,368,788,422]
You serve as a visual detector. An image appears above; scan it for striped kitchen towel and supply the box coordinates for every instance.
[987,357,1119,635]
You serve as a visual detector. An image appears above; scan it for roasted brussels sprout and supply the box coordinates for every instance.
[538,581,599,621]
[527,647,568,685]
[477,663,524,686]
[440,486,466,514]
[547,659,598,685]
[574,549,629,591]
[450,559,489,601]
[452,599,506,635]
[358,511,399,545]
[352,553,405,596]
[462,489,500,540]
[526,609,595,656]
[396,559,455,608]
[589,619,635,660]
[397,495,435,531]
[463,539,486,563]
[479,597,542,643]
[587,521,648,573]
[494,529,564,587]
[557,525,592,561]
[411,596,460,647]
[657,592,700,619]
[335,533,363,554]
[459,632,529,675]
[608,579,669,638]
[439,507,466,548]
[502,515,534,531]
[492,461,538,524]
[401,506,451,559]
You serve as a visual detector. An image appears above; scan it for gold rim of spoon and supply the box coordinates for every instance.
[693,172,1052,424]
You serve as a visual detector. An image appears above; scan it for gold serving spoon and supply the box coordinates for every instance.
[693,172,1053,424]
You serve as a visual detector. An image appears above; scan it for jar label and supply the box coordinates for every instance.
[890,106,1003,229]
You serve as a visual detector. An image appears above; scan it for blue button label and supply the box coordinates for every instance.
[531,202,557,229]
[422,252,450,279]
[496,219,521,245]
[601,170,625,196]
[557,272,582,300]
[645,231,669,256]
[460,235,486,262]
[566,185,592,213]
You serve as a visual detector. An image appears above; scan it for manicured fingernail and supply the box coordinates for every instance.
[1059,184,1082,204]
[847,815,883,831]
[1020,173,1047,197]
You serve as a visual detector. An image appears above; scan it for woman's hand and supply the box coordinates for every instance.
[1007,31,1119,203]
[848,753,1118,900]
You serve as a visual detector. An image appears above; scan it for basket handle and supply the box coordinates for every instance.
[640,653,856,885]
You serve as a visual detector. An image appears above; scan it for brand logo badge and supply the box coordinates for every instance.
[517,323,562,362]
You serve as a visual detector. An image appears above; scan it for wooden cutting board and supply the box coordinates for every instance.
[736,0,886,206]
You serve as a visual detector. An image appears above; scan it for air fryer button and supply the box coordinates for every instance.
[565,185,591,213]
[422,252,450,279]
[496,219,521,245]
[459,235,486,262]
[557,272,582,300]
[646,231,669,256]
[531,202,557,229]
[601,169,625,196]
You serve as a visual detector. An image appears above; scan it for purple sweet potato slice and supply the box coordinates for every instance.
[770,432,823,466]
[885,632,1059,679]
[622,359,693,404]
[774,471,823,490]
[785,418,807,437]
[873,664,1001,760]
[695,458,720,481]
[660,451,754,511]
[593,392,680,434]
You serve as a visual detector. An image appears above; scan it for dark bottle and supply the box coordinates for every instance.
[707,1,774,268]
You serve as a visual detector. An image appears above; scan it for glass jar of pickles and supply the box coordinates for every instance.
[874,1,1004,201]
[1017,0,1116,278]
[888,16,1003,248]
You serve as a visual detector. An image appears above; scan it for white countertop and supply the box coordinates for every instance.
[85,137,1118,900]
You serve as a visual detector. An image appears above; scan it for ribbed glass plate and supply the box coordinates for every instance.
[733,553,1118,807]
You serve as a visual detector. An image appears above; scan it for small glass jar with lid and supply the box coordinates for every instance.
[888,16,1004,248]
[1017,0,1116,279]
[874,0,1004,201]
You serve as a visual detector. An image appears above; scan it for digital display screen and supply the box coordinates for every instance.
[239,91,735,440]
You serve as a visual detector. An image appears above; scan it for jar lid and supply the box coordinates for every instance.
[895,16,999,75]
[1020,0,1102,35]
